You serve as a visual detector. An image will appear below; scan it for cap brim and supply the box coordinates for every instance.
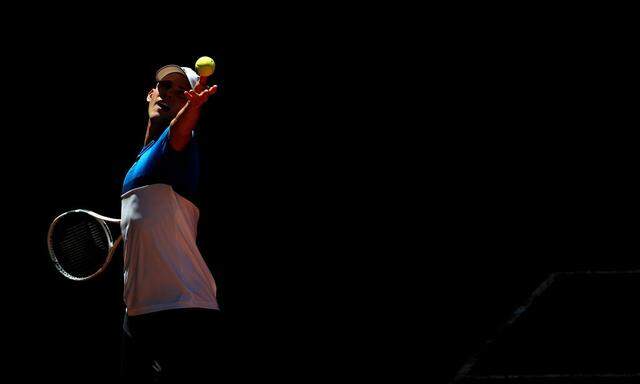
[156,65,189,83]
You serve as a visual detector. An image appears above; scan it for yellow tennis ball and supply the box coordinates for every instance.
[195,56,215,77]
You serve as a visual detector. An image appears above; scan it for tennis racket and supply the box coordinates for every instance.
[47,209,122,281]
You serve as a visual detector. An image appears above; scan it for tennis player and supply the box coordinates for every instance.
[119,63,220,381]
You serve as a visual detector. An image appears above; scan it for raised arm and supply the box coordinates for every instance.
[169,78,218,151]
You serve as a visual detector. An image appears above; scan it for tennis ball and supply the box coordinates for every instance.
[195,56,215,77]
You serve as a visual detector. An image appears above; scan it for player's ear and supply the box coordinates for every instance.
[146,89,155,102]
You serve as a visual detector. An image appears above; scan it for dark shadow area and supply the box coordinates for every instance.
[460,272,640,383]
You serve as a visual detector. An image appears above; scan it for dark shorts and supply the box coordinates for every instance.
[120,308,224,382]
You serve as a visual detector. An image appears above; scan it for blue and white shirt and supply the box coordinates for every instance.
[120,127,218,316]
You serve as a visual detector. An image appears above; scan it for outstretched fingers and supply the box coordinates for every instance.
[183,84,218,108]
[206,84,218,96]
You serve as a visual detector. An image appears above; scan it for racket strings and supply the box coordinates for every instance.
[51,215,111,278]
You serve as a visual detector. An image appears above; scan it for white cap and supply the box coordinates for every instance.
[155,65,200,90]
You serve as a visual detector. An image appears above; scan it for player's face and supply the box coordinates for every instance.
[147,73,191,122]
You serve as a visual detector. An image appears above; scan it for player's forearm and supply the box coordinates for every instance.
[169,104,201,151]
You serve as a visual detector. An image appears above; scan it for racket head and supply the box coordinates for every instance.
[47,209,119,281]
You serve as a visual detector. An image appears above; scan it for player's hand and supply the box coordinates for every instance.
[184,81,217,109]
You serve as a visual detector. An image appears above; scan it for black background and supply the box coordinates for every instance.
[2,9,636,382]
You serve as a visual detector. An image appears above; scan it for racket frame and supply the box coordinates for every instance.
[47,209,121,281]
